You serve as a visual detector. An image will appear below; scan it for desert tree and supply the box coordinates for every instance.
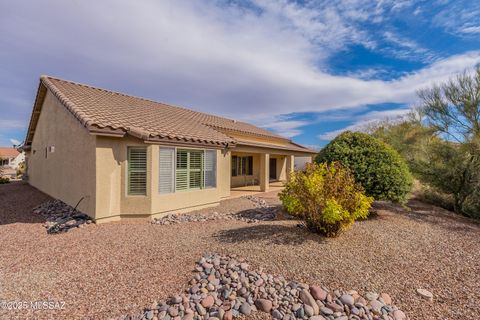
[414,66,480,216]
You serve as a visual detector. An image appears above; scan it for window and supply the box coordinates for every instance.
[159,148,175,194]
[232,156,238,176]
[176,149,204,191]
[204,150,216,188]
[247,156,253,175]
[127,147,147,195]
[231,156,253,176]
[159,148,216,193]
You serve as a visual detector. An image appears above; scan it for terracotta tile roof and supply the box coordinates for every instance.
[0,147,20,159]
[25,76,315,153]
[0,148,20,158]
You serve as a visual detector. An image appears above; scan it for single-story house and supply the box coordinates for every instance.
[0,147,24,179]
[23,76,316,223]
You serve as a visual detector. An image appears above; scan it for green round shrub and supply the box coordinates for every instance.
[316,131,412,203]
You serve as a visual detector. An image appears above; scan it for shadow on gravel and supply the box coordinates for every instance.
[374,198,480,235]
[0,182,50,225]
[405,199,480,234]
[213,219,327,245]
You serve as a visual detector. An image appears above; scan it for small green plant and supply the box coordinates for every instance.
[316,131,413,203]
[280,162,373,237]
[0,176,10,184]
[16,161,25,178]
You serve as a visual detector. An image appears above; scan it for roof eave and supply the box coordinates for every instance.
[144,136,235,149]
[24,81,48,147]
[234,141,317,154]
[87,125,126,138]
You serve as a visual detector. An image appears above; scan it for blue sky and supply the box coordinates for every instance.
[1,0,479,150]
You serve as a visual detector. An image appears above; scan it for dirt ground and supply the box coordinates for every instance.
[0,182,479,320]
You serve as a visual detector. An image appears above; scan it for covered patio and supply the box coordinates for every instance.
[228,181,285,199]
[227,139,315,199]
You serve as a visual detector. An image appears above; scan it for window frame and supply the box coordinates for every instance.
[159,147,175,194]
[126,146,148,196]
[204,149,217,189]
[231,155,253,176]
[176,149,204,191]
[158,146,217,194]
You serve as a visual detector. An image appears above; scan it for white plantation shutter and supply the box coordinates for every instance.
[128,147,147,195]
[175,149,205,190]
[204,150,216,188]
[176,150,188,191]
[189,150,203,189]
[159,147,175,194]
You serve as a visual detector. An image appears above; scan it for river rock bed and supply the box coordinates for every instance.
[152,196,278,225]
[32,199,93,234]
[123,253,407,320]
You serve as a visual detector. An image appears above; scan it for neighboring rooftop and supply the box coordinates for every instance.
[25,76,315,153]
[0,147,20,159]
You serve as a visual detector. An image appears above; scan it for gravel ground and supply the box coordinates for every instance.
[0,182,479,320]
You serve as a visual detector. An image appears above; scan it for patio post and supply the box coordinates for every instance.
[260,153,270,192]
[286,155,294,181]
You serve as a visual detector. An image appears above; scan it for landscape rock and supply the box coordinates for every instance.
[152,196,278,225]
[380,292,392,305]
[393,309,407,320]
[339,294,354,306]
[369,300,384,314]
[239,302,251,315]
[304,304,314,317]
[299,290,319,315]
[201,295,214,308]
[126,253,407,320]
[224,310,233,320]
[309,286,327,301]
[32,199,94,234]
[365,292,379,301]
[416,288,433,301]
[320,306,333,315]
[255,299,272,313]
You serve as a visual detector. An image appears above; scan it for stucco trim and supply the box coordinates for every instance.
[235,140,317,154]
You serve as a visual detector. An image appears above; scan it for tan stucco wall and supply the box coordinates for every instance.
[28,90,96,216]
[218,150,231,198]
[95,136,153,220]
[95,139,231,221]
[227,132,291,147]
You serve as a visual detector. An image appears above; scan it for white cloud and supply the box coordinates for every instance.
[460,26,480,34]
[260,119,310,138]
[9,138,21,146]
[432,1,480,36]
[318,108,411,140]
[382,31,435,62]
[0,0,479,141]
[0,120,25,129]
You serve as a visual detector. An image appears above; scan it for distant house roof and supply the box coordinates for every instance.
[0,147,19,159]
[25,76,315,153]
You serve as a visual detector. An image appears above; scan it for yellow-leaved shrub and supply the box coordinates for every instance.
[279,162,373,237]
